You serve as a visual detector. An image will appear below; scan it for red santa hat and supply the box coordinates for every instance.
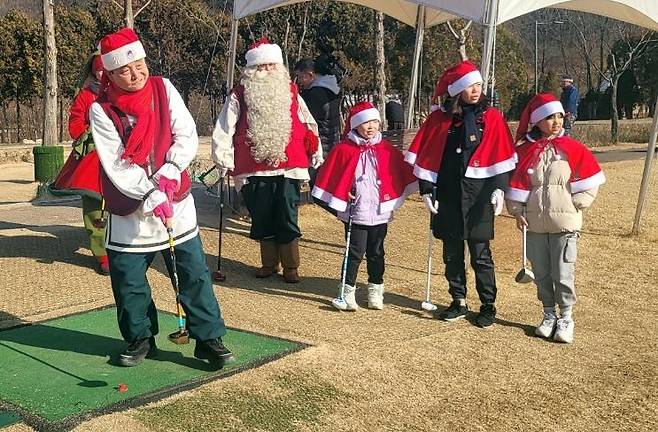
[432,60,483,100]
[344,101,381,136]
[245,37,284,67]
[100,28,146,71]
[515,93,565,141]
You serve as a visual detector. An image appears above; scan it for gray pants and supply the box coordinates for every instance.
[526,232,578,308]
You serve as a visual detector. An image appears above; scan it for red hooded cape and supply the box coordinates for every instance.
[506,134,605,203]
[312,137,417,213]
[404,107,516,182]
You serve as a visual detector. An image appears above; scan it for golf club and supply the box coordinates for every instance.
[164,223,190,344]
[212,176,227,282]
[332,193,356,311]
[421,188,438,311]
[515,207,535,284]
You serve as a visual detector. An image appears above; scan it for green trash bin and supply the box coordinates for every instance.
[33,145,64,183]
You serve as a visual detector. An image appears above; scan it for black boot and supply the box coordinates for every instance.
[194,338,235,365]
[475,303,497,328]
[118,336,157,367]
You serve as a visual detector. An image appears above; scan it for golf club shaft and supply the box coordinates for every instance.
[166,226,185,332]
[425,213,433,303]
[217,176,224,274]
[522,207,528,267]
[338,196,355,301]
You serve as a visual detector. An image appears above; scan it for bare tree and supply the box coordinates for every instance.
[446,20,473,61]
[110,0,153,29]
[42,0,57,147]
[375,11,387,129]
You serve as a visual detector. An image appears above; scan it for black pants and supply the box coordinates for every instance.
[442,238,497,304]
[241,175,301,244]
[343,223,387,286]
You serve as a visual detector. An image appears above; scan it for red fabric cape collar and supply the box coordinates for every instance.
[404,107,516,182]
[311,137,417,212]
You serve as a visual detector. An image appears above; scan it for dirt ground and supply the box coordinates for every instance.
[1,156,657,431]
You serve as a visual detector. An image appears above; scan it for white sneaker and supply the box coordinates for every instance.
[367,283,384,310]
[343,284,359,311]
[553,318,574,343]
[534,312,557,338]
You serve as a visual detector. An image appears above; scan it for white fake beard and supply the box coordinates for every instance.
[242,66,293,166]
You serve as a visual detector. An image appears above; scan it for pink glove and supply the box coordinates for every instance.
[159,177,179,202]
[153,200,173,226]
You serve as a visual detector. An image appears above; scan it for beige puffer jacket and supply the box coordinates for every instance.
[506,144,598,233]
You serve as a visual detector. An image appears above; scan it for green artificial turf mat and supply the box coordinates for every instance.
[0,410,21,428]
[0,307,303,430]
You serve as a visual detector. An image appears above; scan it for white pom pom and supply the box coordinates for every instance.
[527,168,535,175]
[555,154,562,160]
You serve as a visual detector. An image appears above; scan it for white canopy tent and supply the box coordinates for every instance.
[228,0,658,233]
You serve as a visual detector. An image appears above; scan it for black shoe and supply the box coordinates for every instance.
[475,304,497,328]
[436,300,468,321]
[194,338,235,365]
[118,336,157,367]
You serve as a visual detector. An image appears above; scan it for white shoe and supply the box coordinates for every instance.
[534,312,557,338]
[343,284,359,311]
[553,318,574,343]
[367,283,384,310]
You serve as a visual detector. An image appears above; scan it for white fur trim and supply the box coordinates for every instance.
[350,108,381,129]
[447,70,483,96]
[571,170,606,193]
[311,186,348,212]
[101,40,146,71]
[505,187,530,203]
[530,101,564,124]
[465,156,516,179]
[378,181,419,213]
[413,164,437,183]
[245,43,283,67]
[404,151,417,165]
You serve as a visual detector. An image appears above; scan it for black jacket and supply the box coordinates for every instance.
[300,86,341,154]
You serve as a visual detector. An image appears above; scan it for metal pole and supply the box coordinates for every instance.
[226,18,239,94]
[405,5,426,130]
[631,92,658,235]
[480,0,499,93]
[534,21,539,94]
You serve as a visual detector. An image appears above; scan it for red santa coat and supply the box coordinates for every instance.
[231,83,310,176]
[507,134,605,203]
[68,87,97,140]
[404,107,516,182]
[312,136,417,213]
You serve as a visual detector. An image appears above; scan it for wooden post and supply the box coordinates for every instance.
[375,11,387,130]
[124,0,134,29]
[42,0,58,147]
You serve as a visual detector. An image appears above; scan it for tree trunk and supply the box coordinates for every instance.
[124,0,134,29]
[16,97,21,143]
[58,98,63,142]
[43,0,58,146]
[375,11,387,130]
[611,75,620,144]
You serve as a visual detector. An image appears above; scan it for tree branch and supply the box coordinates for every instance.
[134,0,153,17]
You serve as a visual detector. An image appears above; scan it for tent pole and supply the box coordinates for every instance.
[226,17,239,94]
[631,91,658,235]
[480,0,499,93]
[405,5,426,130]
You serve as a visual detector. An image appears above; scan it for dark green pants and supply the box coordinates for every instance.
[241,176,301,244]
[82,196,106,257]
[107,235,226,342]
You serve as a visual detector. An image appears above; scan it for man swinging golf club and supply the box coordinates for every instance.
[90,28,234,367]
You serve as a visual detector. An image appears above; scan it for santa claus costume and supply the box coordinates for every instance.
[406,60,516,327]
[506,93,605,343]
[90,28,233,367]
[52,53,109,274]
[212,38,321,283]
[312,102,417,310]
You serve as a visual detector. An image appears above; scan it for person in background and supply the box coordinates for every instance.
[560,74,579,136]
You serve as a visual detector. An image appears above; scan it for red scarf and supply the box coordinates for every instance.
[405,107,516,182]
[507,134,605,203]
[99,74,155,165]
[312,135,417,212]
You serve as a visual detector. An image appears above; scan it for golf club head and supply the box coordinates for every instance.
[212,270,226,282]
[515,268,535,284]
[92,218,107,229]
[331,298,348,311]
[421,301,438,311]
[168,329,190,344]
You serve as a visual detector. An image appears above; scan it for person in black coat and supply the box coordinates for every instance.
[407,61,516,328]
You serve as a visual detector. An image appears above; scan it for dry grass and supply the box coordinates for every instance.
[1,158,657,431]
